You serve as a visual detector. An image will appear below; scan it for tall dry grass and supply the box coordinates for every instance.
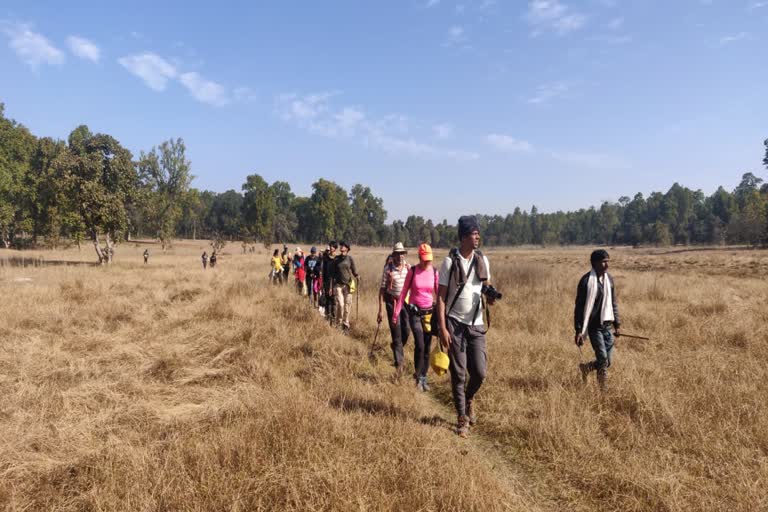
[1,242,766,511]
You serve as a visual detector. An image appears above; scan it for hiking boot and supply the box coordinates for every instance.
[456,415,469,438]
[597,367,608,391]
[342,325,350,336]
[421,377,430,392]
[579,361,596,384]
[394,365,404,380]
[466,401,477,426]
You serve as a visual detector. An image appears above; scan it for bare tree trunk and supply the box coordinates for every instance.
[105,232,114,264]
[92,231,106,265]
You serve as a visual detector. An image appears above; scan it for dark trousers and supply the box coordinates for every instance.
[385,296,410,368]
[409,310,433,379]
[447,317,487,417]
[588,324,615,370]
[323,284,335,322]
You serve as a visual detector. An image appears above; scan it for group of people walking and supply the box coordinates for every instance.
[271,241,360,335]
[270,215,622,439]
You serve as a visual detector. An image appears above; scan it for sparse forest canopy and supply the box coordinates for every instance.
[1,103,767,253]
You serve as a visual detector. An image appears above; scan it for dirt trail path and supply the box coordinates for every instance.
[409,382,559,512]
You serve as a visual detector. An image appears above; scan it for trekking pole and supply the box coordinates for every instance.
[577,344,585,363]
[617,333,650,341]
[355,279,360,323]
[369,322,381,362]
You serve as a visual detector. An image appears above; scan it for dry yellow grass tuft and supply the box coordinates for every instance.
[1,242,766,511]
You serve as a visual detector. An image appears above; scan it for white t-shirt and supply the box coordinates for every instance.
[439,252,491,326]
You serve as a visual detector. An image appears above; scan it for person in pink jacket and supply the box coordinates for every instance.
[393,243,439,391]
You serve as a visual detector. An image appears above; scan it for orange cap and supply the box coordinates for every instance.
[418,243,433,262]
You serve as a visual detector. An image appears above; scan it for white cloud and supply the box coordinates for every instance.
[749,1,767,9]
[276,92,477,161]
[1,22,64,69]
[552,151,630,169]
[118,53,177,91]
[433,123,454,139]
[526,0,586,35]
[233,86,258,103]
[426,0,440,7]
[444,25,468,46]
[606,16,624,30]
[179,72,229,106]
[719,32,750,45]
[486,134,533,152]
[527,81,571,105]
[66,35,100,62]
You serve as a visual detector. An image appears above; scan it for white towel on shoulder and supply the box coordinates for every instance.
[581,270,614,336]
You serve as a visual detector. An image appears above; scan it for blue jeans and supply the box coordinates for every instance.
[588,325,614,370]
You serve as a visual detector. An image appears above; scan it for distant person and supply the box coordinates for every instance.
[305,247,321,308]
[322,241,339,322]
[437,216,495,439]
[270,249,283,285]
[210,251,218,268]
[377,242,411,378]
[393,243,439,391]
[281,245,291,285]
[293,248,306,295]
[143,249,149,264]
[574,249,621,391]
[202,251,208,269]
[333,241,359,335]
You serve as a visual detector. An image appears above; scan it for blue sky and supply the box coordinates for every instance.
[1,1,766,222]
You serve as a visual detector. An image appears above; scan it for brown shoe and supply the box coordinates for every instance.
[456,415,469,438]
[467,401,477,426]
[597,367,608,391]
[579,361,596,384]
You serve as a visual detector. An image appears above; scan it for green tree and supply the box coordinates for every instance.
[206,190,243,239]
[138,138,193,249]
[307,179,350,242]
[348,184,387,245]
[241,174,276,244]
[59,125,138,263]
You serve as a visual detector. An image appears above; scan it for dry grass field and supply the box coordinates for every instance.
[1,241,767,511]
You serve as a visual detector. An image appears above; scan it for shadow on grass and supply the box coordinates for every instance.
[0,256,99,268]
[329,395,406,418]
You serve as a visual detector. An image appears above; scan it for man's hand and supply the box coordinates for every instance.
[614,325,621,338]
[487,297,496,306]
[440,327,452,351]
[376,310,383,324]
[574,333,584,346]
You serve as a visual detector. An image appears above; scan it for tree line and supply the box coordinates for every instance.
[1,104,767,262]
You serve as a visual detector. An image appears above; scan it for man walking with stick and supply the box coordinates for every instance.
[574,249,621,391]
[377,242,411,378]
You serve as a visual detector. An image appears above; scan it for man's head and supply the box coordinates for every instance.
[339,241,350,255]
[329,240,338,255]
[392,242,407,265]
[458,215,481,251]
[590,249,610,275]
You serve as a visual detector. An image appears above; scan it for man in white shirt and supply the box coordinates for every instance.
[437,216,495,438]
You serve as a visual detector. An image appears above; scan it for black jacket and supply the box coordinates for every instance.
[574,272,620,333]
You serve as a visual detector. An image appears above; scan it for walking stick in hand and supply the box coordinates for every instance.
[369,321,381,363]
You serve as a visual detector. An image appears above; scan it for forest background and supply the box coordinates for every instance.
[2,103,768,261]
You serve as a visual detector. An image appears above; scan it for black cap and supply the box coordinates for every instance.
[458,215,480,240]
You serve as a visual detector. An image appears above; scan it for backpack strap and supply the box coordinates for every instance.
[446,250,478,318]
